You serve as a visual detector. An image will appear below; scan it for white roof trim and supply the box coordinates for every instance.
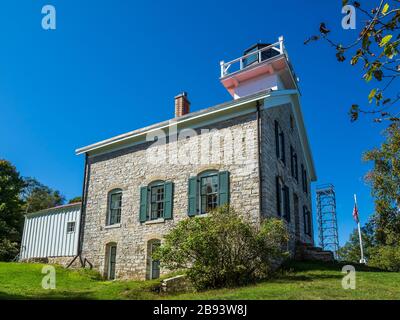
[75,90,276,155]
[26,202,82,217]
[75,90,316,181]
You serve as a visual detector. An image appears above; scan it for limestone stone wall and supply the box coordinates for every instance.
[260,103,314,252]
[81,113,261,280]
[160,275,194,294]
[21,256,80,268]
[47,256,80,268]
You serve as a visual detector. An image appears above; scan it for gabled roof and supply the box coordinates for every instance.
[75,90,271,156]
[75,89,317,181]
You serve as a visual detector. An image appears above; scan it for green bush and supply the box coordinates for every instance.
[153,206,289,290]
[368,246,400,271]
[0,239,20,261]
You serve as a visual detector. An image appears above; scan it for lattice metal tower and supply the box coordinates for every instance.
[316,184,339,258]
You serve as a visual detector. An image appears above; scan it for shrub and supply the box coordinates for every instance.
[0,239,20,261]
[368,246,400,271]
[153,206,289,290]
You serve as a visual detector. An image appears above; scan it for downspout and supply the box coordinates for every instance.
[67,153,89,268]
[256,101,263,217]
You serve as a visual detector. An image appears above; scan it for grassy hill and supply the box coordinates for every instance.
[0,261,399,300]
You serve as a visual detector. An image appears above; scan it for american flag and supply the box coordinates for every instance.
[353,202,359,223]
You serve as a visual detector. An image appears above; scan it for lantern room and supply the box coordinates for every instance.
[220,36,299,99]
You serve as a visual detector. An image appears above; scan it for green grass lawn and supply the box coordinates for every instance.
[0,261,399,300]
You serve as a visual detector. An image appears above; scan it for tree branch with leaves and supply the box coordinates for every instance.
[305,0,400,122]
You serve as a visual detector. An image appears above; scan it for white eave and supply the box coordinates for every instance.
[25,202,82,218]
[75,90,271,156]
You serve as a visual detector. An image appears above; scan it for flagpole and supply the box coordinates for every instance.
[354,194,366,264]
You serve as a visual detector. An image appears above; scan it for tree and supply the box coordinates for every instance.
[305,1,400,269]
[68,196,82,204]
[338,220,376,262]
[305,1,400,123]
[364,123,400,246]
[153,206,289,290]
[21,177,65,213]
[0,160,25,261]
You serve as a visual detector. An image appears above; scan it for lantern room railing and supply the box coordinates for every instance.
[220,36,288,78]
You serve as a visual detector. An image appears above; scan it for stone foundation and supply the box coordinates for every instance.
[20,256,82,268]
[47,256,81,268]
[160,275,194,294]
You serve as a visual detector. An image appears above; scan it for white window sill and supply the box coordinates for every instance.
[104,223,121,230]
[196,213,208,218]
[144,218,165,225]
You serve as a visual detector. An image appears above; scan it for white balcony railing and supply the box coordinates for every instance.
[220,36,287,78]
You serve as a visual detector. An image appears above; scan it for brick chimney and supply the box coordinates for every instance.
[175,92,190,117]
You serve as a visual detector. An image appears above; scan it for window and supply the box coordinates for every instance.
[276,176,290,221]
[139,181,173,222]
[290,115,294,130]
[283,186,290,222]
[188,171,230,216]
[107,189,122,225]
[290,146,298,182]
[242,46,259,67]
[66,222,75,233]
[106,243,117,280]
[149,182,165,220]
[301,165,308,194]
[275,120,285,164]
[149,240,161,279]
[200,173,219,214]
[303,206,312,236]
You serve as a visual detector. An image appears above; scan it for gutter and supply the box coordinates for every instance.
[256,101,263,217]
[67,153,88,268]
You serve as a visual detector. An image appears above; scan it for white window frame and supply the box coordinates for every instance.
[147,181,165,221]
[66,221,76,233]
[198,171,219,214]
[107,189,122,226]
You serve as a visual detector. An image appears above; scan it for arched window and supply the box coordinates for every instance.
[149,181,165,220]
[187,170,230,216]
[276,176,290,221]
[107,189,122,225]
[139,181,173,223]
[199,170,219,214]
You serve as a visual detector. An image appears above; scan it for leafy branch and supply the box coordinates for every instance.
[305,0,400,123]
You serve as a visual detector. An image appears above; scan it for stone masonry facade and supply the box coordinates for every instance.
[81,102,313,280]
[261,104,314,250]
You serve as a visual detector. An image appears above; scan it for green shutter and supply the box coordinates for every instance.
[139,186,148,222]
[281,132,286,164]
[303,206,308,235]
[188,177,198,216]
[274,120,280,158]
[163,181,173,220]
[284,186,290,222]
[276,176,281,216]
[218,171,230,206]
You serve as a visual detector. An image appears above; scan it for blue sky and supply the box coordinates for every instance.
[0,1,389,245]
